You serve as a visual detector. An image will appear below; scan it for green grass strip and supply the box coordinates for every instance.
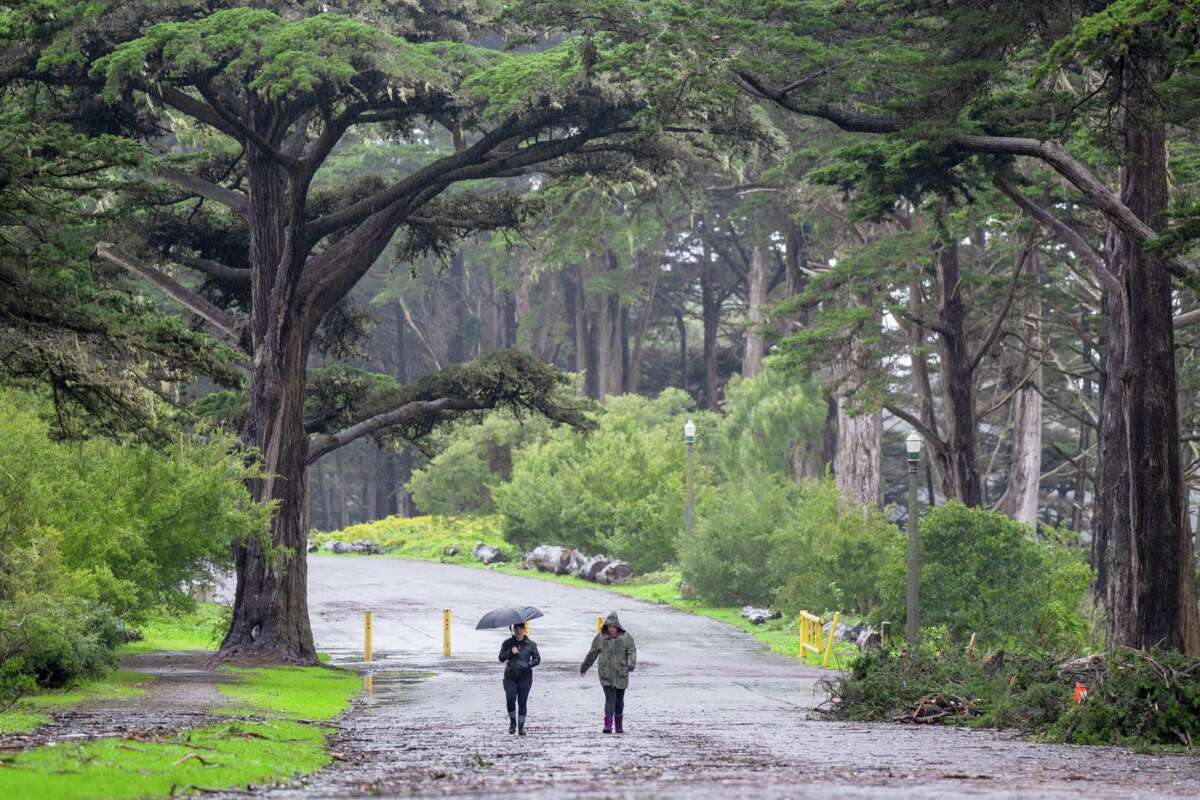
[218,665,361,720]
[0,719,328,799]
[121,603,227,654]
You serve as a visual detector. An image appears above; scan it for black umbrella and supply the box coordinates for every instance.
[476,606,544,630]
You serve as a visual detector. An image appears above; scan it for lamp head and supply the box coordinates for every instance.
[683,418,696,444]
[905,431,922,462]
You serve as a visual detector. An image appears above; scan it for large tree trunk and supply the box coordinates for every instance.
[701,240,720,409]
[1106,70,1200,653]
[596,250,625,401]
[833,320,882,508]
[996,253,1042,527]
[675,310,688,391]
[220,131,319,663]
[742,245,767,379]
[933,235,983,506]
[628,250,659,394]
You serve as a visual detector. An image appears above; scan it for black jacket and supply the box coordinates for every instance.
[499,636,541,679]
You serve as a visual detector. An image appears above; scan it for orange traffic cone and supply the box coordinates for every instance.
[1074,681,1088,703]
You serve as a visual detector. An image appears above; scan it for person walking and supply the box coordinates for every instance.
[498,621,540,735]
[579,611,637,734]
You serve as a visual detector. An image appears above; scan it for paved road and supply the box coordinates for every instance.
[262,556,1200,799]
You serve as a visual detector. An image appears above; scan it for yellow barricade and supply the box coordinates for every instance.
[799,609,844,665]
[799,610,824,657]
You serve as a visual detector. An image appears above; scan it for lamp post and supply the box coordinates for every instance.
[684,419,696,538]
[905,431,923,646]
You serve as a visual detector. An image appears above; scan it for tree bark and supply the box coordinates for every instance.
[675,310,688,392]
[701,237,721,409]
[996,254,1042,527]
[932,234,983,506]
[1106,69,1200,653]
[628,250,660,394]
[220,127,319,663]
[742,245,767,379]
[596,250,624,401]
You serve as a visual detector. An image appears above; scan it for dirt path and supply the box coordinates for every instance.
[249,556,1200,799]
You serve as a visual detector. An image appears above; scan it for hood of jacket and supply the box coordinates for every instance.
[604,612,625,632]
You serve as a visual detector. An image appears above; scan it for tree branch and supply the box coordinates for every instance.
[157,168,249,216]
[970,240,1031,374]
[94,244,246,352]
[884,402,948,461]
[177,254,251,285]
[992,171,1117,293]
[739,70,1197,279]
[306,397,473,464]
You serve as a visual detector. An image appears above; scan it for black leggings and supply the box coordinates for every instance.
[504,673,532,715]
[602,685,626,716]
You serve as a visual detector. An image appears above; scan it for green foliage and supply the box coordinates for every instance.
[120,603,228,655]
[716,365,826,480]
[493,389,709,572]
[877,503,1092,653]
[312,514,516,563]
[1053,648,1200,748]
[408,412,553,514]
[0,389,264,689]
[823,651,1072,732]
[683,478,894,614]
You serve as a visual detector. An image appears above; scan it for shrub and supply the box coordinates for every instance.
[682,478,893,614]
[493,390,714,572]
[0,389,265,688]
[408,413,551,515]
[876,502,1091,653]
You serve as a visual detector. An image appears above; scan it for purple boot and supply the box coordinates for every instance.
[614,715,624,734]
[603,715,613,734]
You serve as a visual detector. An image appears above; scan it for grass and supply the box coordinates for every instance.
[0,719,331,799]
[311,513,517,563]
[0,671,154,734]
[217,665,362,720]
[120,602,227,654]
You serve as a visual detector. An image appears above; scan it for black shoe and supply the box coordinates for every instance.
[518,715,527,736]
[509,716,517,734]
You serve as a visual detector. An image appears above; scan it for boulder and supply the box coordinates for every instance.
[473,542,507,565]
[354,540,383,555]
[597,560,633,584]
[578,555,612,582]
[856,627,882,652]
[322,540,338,552]
[306,540,320,553]
[741,606,781,625]
[564,549,588,576]
[332,540,356,554]
[527,545,572,574]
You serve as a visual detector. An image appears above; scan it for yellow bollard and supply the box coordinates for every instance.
[597,616,604,633]
[822,611,841,667]
[364,610,373,663]
[443,608,451,657]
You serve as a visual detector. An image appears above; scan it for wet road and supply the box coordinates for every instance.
[262,556,1200,799]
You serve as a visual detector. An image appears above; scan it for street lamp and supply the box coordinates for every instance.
[905,431,923,647]
[684,419,696,538]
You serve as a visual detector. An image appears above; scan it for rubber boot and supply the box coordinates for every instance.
[518,715,527,736]
[614,715,624,734]
[509,713,517,734]
[603,715,613,734]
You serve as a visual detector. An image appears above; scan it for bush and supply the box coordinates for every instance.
[876,502,1091,653]
[493,390,713,572]
[313,514,517,562]
[408,413,551,515]
[0,389,265,688]
[683,478,894,614]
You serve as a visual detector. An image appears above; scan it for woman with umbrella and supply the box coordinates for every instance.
[479,607,543,735]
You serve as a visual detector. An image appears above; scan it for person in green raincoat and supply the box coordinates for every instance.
[579,611,637,734]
